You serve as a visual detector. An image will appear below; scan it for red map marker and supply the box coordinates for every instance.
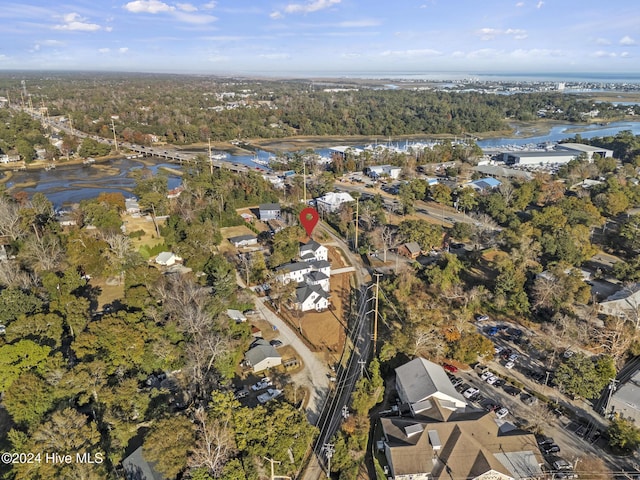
[299,207,319,237]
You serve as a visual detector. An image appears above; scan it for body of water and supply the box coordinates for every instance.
[6,119,640,206]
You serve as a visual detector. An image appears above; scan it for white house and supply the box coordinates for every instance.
[258,203,280,220]
[315,191,355,214]
[275,262,314,285]
[599,284,640,321]
[300,240,328,262]
[125,198,141,215]
[227,309,247,323]
[295,284,330,312]
[229,234,258,248]
[245,339,282,373]
[366,165,402,179]
[155,252,180,266]
[395,357,467,414]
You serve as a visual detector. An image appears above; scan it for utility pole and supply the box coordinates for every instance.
[604,378,619,418]
[373,272,382,355]
[323,443,334,478]
[303,159,307,204]
[263,457,281,480]
[358,359,366,376]
[208,137,213,175]
[111,118,119,151]
[354,196,359,251]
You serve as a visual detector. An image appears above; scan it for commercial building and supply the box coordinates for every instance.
[502,151,577,166]
[365,165,402,179]
[556,142,614,160]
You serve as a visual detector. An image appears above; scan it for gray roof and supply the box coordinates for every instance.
[395,357,466,405]
[275,261,312,273]
[259,203,280,211]
[300,240,322,253]
[310,260,331,269]
[306,271,329,282]
[611,369,640,412]
[506,151,576,158]
[229,234,257,244]
[122,446,164,480]
[246,341,280,366]
[473,164,533,180]
[403,242,421,254]
[296,284,329,304]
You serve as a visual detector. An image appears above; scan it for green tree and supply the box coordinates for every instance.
[430,183,452,205]
[556,353,615,399]
[0,287,44,325]
[0,340,51,391]
[398,219,444,251]
[3,372,55,427]
[608,416,640,452]
[620,214,640,252]
[143,416,196,479]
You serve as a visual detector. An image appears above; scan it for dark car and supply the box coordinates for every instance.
[542,444,561,455]
[488,327,499,336]
[269,339,283,348]
[537,436,554,446]
[503,385,521,396]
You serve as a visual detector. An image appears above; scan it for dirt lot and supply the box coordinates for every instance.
[122,213,165,251]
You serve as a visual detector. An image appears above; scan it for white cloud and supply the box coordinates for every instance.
[260,53,291,59]
[620,35,636,46]
[337,19,380,27]
[595,38,611,45]
[53,12,102,31]
[99,48,110,53]
[283,0,341,14]
[621,51,630,57]
[176,3,198,12]
[515,2,524,6]
[477,27,527,41]
[380,48,442,58]
[202,1,216,8]
[124,0,175,14]
[174,11,217,24]
[270,11,283,19]
[592,50,617,58]
[536,1,544,8]
[119,47,129,53]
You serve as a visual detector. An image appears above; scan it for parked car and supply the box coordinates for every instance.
[488,326,499,336]
[552,459,572,470]
[484,403,501,412]
[505,361,515,369]
[503,385,521,396]
[251,377,273,391]
[563,349,575,359]
[481,371,494,381]
[508,353,519,362]
[244,309,258,315]
[522,394,538,406]
[542,444,561,455]
[443,363,458,373]
[486,375,499,385]
[451,377,464,388]
[269,339,283,348]
[463,387,479,399]
[495,407,509,419]
[234,389,249,400]
[475,314,490,322]
[537,436,555,446]
[257,388,282,404]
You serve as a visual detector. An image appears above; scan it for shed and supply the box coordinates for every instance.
[155,252,179,266]
[398,242,422,259]
[227,309,247,323]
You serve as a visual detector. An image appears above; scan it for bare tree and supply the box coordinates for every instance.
[0,259,38,289]
[189,408,236,477]
[102,232,133,283]
[20,234,63,272]
[0,197,27,241]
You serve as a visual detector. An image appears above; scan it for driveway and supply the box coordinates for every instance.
[254,296,330,425]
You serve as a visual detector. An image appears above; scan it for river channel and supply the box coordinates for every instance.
[4,120,640,208]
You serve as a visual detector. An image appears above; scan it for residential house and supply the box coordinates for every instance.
[229,234,258,248]
[380,398,543,480]
[155,252,180,266]
[395,358,467,414]
[275,262,314,285]
[245,339,282,373]
[300,240,328,262]
[315,191,355,214]
[398,242,422,259]
[227,309,247,323]
[599,284,640,321]
[125,198,141,215]
[122,446,165,480]
[295,284,330,312]
[304,270,330,292]
[259,203,281,220]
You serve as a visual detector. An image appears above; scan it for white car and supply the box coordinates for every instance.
[496,407,509,419]
[257,388,282,404]
[463,387,479,399]
[251,377,272,391]
[505,361,515,369]
[481,371,494,381]
[486,375,499,385]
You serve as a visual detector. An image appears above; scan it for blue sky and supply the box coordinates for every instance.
[1,0,639,77]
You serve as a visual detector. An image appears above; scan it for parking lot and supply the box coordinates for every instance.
[446,318,638,475]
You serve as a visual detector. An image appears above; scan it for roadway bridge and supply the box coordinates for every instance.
[127,146,250,174]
